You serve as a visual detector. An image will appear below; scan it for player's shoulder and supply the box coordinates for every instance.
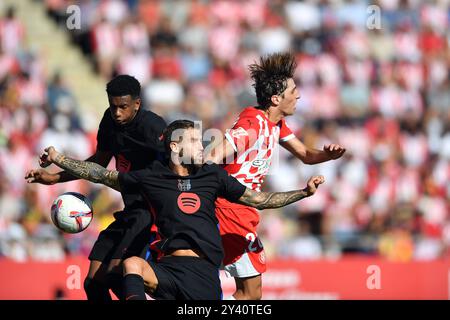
[98,109,114,132]
[201,162,227,177]
[233,106,263,129]
[134,110,166,139]
[278,117,288,126]
[100,108,112,123]
[201,161,220,171]
[238,106,262,118]
[140,109,167,127]
[142,159,167,176]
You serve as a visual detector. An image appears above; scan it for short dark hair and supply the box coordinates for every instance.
[106,75,141,99]
[249,52,297,110]
[163,120,195,153]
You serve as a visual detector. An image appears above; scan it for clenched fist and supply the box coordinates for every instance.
[323,144,346,160]
[304,175,325,196]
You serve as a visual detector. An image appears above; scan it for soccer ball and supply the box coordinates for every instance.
[50,192,93,233]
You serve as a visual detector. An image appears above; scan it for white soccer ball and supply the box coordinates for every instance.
[50,192,93,233]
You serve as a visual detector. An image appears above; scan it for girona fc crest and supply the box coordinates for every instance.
[259,251,266,264]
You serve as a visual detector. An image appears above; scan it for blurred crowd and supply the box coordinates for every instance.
[0,0,449,262]
[0,4,122,262]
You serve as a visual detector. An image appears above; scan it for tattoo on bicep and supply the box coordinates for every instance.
[54,154,120,190]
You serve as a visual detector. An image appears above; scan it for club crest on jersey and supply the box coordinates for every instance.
[177,179,191,191]
[259,251,266,264]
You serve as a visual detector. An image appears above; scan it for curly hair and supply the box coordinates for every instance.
[106,74,141,99]
[249,52,297,110]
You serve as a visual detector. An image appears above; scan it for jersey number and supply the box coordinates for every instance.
[245,233,262,252]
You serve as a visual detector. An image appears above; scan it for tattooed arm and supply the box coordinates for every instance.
[237,176,324,210]
[37,146,121,191]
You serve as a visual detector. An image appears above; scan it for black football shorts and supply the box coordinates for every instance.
[148,256,222,300]
[88,210,154,262]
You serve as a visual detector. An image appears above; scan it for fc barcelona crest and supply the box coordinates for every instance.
[177,179,191,191]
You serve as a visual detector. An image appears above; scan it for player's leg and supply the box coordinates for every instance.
[170,256,222,300]
[106,210,153,299]
[122,256,158,300]
[216,205,266,300]
[106,258,124,300]
[84,260,112,301]
[233,275,262,300]
[85,213,126,301]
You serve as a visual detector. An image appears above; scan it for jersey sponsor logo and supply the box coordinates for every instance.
[230,127,248,138]
[251,159,266,167]
[116,154,131,173]
[177,192,201,214]
[177,179,192,191]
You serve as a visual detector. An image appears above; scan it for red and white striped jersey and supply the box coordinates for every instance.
[222,107,295,192]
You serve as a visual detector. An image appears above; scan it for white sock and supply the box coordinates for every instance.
[224,295,236,300]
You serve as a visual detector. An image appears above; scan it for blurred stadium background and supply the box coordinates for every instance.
[0,0,449,299]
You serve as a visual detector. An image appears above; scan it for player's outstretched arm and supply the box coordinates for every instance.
[24,150,112,185]
[281,137,346,164]
[35,146,121,191]
[237,175,324,210]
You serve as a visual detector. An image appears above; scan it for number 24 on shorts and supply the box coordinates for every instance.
[245,232,263,252]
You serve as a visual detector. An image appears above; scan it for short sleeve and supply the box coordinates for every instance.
[118,168,149,192]
[279,118,295,143]
[217,166,247,202]
[224,115,261,154]
[96,110,111,152]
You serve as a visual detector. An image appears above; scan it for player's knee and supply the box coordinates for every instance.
[123,256,144,275]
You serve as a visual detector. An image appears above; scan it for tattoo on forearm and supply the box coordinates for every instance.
[238,188,310,210]
[54,154,120,191]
